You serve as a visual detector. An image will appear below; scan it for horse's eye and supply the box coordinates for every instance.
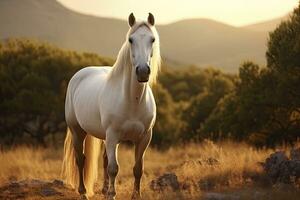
[129,38,133,44]
[151,38,155,43]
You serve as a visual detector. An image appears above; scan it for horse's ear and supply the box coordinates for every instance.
[128,13,136,27]
[148,13,155,26]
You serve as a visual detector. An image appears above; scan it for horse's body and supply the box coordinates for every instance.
[66,66,156,141]
[62,13,160,200]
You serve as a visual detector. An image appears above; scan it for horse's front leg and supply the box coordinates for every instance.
[132,129,152,200]
[101,143,109,195]
[105,128,119,200]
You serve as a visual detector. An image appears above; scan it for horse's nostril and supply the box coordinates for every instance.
[136,66,150,76]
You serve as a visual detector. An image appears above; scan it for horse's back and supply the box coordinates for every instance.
[70,66,111,86]
[69,66,111,91]
[66,66,111,102]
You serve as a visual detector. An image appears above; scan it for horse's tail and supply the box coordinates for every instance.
[84,132,102,196]
[61,127,102,196]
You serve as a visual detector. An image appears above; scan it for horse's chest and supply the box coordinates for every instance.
[120,119,146,140]
[100,93,156,140]
[105,108,154,141]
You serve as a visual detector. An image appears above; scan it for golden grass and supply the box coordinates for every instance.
[0,146,62,182]
[0,140,299,200]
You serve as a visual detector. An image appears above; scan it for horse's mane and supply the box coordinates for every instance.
[111,22,161,85]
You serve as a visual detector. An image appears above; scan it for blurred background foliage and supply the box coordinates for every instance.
[1,4,300,148]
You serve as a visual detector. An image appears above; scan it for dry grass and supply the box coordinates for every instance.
[0,140,299,199]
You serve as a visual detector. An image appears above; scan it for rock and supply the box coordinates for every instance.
[40,187,62,197]
[0,179,79,200]
[203,192,240,200]
[280,160,300,182]
[19,179,46,186]
[198,179,216,191]
[53,179,64,187]
[264,151,288,181]
[8,182,20,188]
[290,148,300,160]
[150,173,180,191]
[263,150,300,184]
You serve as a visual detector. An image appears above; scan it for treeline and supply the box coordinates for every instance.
[155,4,300,147]
[203,5,300,147]
[1,4,300,148]
[0,39,113,146]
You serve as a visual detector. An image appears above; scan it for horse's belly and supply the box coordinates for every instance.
[80,120,106,140]
[73,95,106,140]
[71,69,108,140]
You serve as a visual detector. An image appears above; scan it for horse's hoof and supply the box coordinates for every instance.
[105,190,116,200]
[131,191,142,200]
[101,186,108,195]
[106,196,115,200]
[79,194,89,200]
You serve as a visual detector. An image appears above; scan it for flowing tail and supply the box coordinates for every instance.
[61,128,102,196]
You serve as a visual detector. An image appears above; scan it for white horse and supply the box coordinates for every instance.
[61,13,160,200]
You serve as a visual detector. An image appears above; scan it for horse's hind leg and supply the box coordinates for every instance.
[69,124,88,199]
[132,129,152,200]
[101,143,109,195]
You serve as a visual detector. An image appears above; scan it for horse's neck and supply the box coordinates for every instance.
[128,70,147,104]
[110,59,147,104]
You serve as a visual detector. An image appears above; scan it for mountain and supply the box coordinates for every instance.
[0,0,128,57]
[0,0,289,72]
[158,19,267,71]
[243,15,290,32]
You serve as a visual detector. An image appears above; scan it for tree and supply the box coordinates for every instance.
[265,4,300,145]
[0,38,113,146]
[152,83,184,147]
[158,66,209,102]
[202,3,300,146]
[182,69,235,140]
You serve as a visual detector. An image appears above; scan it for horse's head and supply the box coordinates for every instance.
[127,13,157,83]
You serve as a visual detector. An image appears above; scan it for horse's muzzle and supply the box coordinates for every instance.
[136,65,150,82]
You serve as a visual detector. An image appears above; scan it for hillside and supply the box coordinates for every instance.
[243,15,290,32]
[158,19,267,72]
[0,0,128,57]
[0,0,288,72]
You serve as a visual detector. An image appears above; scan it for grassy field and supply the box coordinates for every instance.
[0,140,299,200]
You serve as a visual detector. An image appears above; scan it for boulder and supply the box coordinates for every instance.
[290,148,300,161]
[263,150,300,183]
[150,173,180,191]
[203,192,240,200]
[264,151,288,180]
[40,187,62,197]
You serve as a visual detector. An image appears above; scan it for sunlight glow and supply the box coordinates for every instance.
[57,0,299,26]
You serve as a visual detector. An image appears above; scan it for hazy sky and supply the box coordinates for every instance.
[57,0,299,26]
